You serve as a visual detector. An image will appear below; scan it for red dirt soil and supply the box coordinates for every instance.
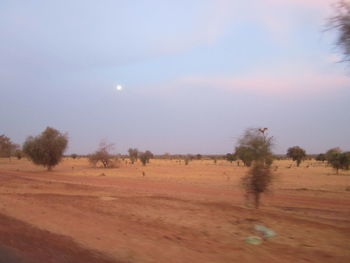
[0,159,349,263]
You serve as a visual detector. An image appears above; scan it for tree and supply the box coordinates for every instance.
[23,127,68,171]
[71,153,78,159]
[238,128,274,209]
[184,155,190,165]
[89,142,115,168]
[236,128,273,208]
[144,150,154,163]
[234,146,254,166]
[0,135,18,160]
[225,153,236,163]
[315,153,326,162]
[235,128,274,167]
[242,162,273,209]
[286,146,306,167]
[139,152,148,166]
[329,1,350,63]
[14,149,23,160]
[326,148,350,174]
[196,154,202,160]
[326,147,341,161]
[128,148,138,164]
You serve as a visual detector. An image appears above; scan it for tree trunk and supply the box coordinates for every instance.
[254,193,260,209]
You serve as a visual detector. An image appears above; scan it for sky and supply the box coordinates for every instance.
[0,0,349,155]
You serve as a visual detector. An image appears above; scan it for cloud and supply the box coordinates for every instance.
[174,66,349,96]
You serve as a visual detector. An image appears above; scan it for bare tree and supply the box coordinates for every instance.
[89,141,116,168]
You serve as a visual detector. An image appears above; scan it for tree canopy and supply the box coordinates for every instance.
[237,128,274,209]
[128,148,138,164]
[286,146,307,167]
[325,148,350,174]
[0,134,18,159]
[235,128,274,167]
[23,127,68,171]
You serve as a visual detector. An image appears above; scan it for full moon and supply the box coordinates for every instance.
[115,85,123,91]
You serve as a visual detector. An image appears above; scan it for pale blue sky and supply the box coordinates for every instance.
[0,0,349,155]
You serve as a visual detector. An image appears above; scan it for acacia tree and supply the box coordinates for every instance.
[0,134,18,160]
[234,146,254,167]
[326,148,350,174]
[316,153,326,162]
[128,148,138,164]
[23,127,68,171]
[238,128,274,209]
[138,150,153,166]
[286,146,307,167]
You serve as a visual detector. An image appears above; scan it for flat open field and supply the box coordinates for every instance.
[0,158,349,263]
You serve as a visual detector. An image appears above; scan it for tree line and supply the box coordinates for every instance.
[1,126,349,176]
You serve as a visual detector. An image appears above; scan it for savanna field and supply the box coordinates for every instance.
[0,157,349,263]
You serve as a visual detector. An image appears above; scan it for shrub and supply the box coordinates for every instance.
[242,162,273,209]
[144,150,154,163]
[237,128,274,208]
[139,152,148,166]
[0,134,18,160]
[128,148,138,164]
[315,153,326,162]
[225,153,236,163]
[326,148,350,174]
[23,127,68,171]
[286,146,307,167]
[89,142,115,168]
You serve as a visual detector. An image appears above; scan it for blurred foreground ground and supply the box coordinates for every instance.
[0,158,349,263]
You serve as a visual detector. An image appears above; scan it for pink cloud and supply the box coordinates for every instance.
[177,70,349,96]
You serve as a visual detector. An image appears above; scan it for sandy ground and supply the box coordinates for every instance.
[0,158,349,263]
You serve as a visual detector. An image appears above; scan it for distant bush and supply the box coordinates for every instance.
[184,155,190,165]
[225,153,236,163]
[128,148,138,164]
[325,148,350,174]
[144,150,154,163]
[71,153,78,159]
[139,153,148,166]
[287,146,306,167]
[315,153,326,162]
[23,127,68,171]
[234,146,254,167]
[89,142,116,168]
[0,134,18,160]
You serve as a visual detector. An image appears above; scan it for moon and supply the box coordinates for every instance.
[115,85,123,91]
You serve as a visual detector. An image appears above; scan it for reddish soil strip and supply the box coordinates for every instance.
[0,213,123,263]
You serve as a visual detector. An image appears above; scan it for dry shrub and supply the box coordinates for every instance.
[241,162,273,209]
